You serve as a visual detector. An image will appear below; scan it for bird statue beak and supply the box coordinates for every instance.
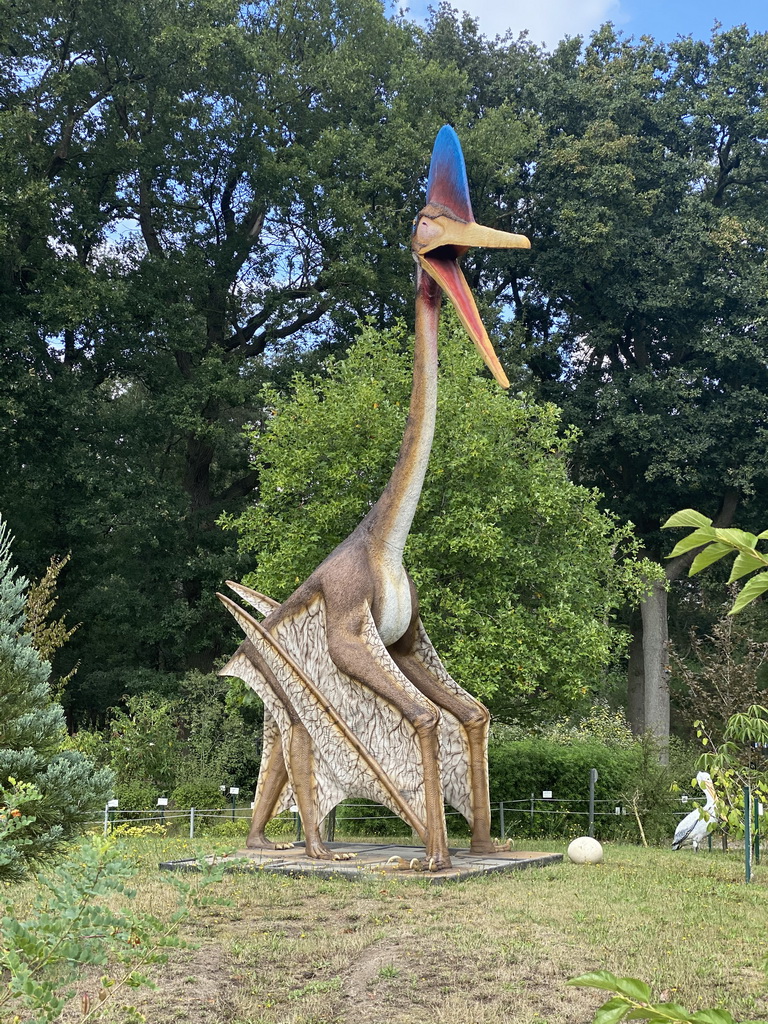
[412,126,530,390]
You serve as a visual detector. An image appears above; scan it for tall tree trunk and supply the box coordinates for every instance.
[627,618,645,735]
[641,577,669,761]
[626,489,739,751]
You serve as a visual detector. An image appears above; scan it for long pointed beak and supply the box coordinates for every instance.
[418,253,511,388]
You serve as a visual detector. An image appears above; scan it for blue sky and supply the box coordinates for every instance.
[401,0,766,50]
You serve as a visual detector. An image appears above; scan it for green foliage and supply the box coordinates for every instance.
[0,0,469,721]
[0,779,44,881]
[695,704,768,839]
[670,603,768,743]
[116,781,161,815]
[170,780,226,811]
[623,733,697,846]
[73,674,262,807]
[569,971,767,1024]
[487,732,694,843]
[0,835,225,1022]
[226,320,654,717]
[2,8,768,734]
[22,553,77,700]
[106,694,181,793]
[664,511,768,615]
[0,516,113,875]
[488,737,643,839]
[493,701,635,748]
[173,671,262,792]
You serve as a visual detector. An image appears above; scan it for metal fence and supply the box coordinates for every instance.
[83,794,696,842]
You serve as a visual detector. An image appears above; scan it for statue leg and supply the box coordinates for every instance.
[326,620,451,870]
[240,646,339,861]
[246,715,293,851]
[389,646,497,854]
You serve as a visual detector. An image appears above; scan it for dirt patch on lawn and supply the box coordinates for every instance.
[54,941,246,1024]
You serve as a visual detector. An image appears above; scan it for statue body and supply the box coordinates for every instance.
[219,127,530,869]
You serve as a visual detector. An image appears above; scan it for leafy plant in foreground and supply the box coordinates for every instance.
[0,836,226,1023]
[663,510,768,616]
[693,704,768,840]
[570,971,767,1024]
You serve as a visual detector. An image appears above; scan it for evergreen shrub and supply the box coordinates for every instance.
[0,517,113,876]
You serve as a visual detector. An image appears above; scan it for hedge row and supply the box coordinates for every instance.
[334,738,687,844]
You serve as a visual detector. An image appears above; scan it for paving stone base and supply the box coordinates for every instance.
[160,842,563,884]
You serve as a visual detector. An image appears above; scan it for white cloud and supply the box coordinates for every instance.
[452,0,624,49]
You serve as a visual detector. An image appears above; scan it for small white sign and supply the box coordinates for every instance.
[229,787,240,796]
[759,803,765,817]
[250,801,255,809]
[542,790,553,799]
[614,806,622,816]
[157,798,168,807]
[681,794,689,804]
[107,799,119,808]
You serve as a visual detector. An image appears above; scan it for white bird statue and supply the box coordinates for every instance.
[672,771,718,852]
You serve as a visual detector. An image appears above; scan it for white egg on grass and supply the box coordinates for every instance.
[567,836,604,864]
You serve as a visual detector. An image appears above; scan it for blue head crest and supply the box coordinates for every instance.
[425,125,474,222]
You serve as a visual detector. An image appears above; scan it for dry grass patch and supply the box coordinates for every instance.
[3,837,766,1024]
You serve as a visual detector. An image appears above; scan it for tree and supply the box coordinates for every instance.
[225,319,654,720]
[471,25,768,747]
[0,0,471,719]
[0,515,112,876]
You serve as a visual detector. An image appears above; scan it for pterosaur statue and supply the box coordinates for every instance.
[218,126,530,870]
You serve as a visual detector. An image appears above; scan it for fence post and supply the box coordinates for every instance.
[499,801,505,840]
[103,804,109,837]
[530,792,535,829]
[190,807,195,840]
[588,768,598,838]
[753,795,760,865]
[744,786,751,884]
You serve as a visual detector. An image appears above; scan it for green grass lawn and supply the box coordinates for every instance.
[9,832,762,1024]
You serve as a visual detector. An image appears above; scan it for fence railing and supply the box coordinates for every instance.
[82,795,698,842]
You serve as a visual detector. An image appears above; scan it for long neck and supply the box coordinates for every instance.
[364,269,441,559]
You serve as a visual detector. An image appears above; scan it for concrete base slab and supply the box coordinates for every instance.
[159,842,562,883]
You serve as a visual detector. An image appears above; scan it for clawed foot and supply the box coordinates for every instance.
[385,855,450,872]
[247,835,295,852]
[470,837,512,855]
[304,843,356,861]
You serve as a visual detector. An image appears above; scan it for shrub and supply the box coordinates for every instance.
[335,799,413,838]
[488,737,643,840]
[170,779,227,810]
[0,835,224,1021]
[198,818,250,838]
[0,516,113,876]
[116,781,159,813]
